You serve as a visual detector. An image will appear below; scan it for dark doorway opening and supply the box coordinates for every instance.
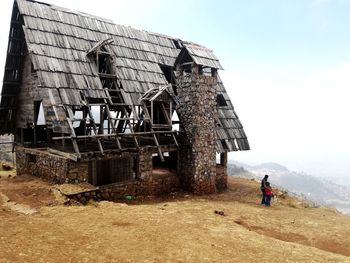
[152,151,177,176]
[88,157,137,186]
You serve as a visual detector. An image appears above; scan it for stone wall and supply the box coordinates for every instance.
[16,146,180,201]
[97,174,179,201]
[16,147,75,183]
[216,152,228,190]
[60,147,180,203]
[216,165,227,190]
[176,68,218,194]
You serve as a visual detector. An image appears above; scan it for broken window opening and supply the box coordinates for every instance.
[202,67,213,77]
[217,94,228,107]
[36,102,46,125]
[216,152,227,165]
[216,153,221,165]
[159,64,173,84]
[171,110,179,131]
[72,110,83,128]
[221,139,228,150]
[152,101,169,125]
[173,39,182,49]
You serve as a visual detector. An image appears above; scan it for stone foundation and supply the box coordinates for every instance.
[16,146,179,200]
[16,147,76,183]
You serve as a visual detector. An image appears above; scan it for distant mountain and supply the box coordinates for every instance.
[228,161,350,215]
[252,162,289,172]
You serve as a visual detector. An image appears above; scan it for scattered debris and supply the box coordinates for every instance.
[2,163,13,171]
[234,219,243,225]
[1,192,37,215]
[214,210,225,216]
[126,195,133,201]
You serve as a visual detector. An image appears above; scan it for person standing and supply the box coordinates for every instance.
[264,182,274,206]
[261,174,269,205]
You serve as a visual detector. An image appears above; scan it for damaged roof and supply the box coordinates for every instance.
[0,0,249,152]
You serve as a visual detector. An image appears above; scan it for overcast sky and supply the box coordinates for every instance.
[0,0,349,178]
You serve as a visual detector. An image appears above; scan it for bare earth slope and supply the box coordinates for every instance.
[1,175,350,263]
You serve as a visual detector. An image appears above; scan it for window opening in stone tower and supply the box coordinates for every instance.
[217,94,228,107]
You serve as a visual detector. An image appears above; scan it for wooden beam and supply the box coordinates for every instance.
[160,102,171,124]
[98,73,118,79]
[86,105,104,155]
[66,117,81,156]
[121,106,139,148]
[51,130,178,140]
[104,104,122,150]
[47,148,78,162]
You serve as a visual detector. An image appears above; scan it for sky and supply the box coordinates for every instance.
[0,0,349,179]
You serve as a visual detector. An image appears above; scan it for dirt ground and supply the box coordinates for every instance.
[1,175,350,263]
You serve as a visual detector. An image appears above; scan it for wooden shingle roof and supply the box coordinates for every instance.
[0,0,249,152]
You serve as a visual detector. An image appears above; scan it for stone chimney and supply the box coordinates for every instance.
[176,57,218,194]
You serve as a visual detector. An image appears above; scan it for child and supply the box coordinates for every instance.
[264,182,274,206]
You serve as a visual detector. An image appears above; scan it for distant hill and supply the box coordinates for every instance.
[228,161,350,215]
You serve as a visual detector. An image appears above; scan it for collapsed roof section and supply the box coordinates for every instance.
[174,43,223,70]
[0,0,250,153]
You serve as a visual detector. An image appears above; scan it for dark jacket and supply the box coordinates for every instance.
[261,178,268,190]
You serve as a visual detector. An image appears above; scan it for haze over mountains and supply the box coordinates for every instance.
[228,161,350,215]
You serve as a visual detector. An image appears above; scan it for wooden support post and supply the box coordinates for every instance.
[33,101,39,146]
[99,105,104,134]
[153,132,164,162]
[66,117,81,157]
[171,133,179,147]
[62,132,65,152]
[83,108,87,148]
[105,104,122,150]
[65,108,81,156]
[33,125,37,146]
[220,151,228,166]
[91,160,97,186]
[160,102,171,125]
[121,106,139,148]
[86,105,104,155]
[20,128,24,145]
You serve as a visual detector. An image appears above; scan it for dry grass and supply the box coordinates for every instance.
[1,175,350,262]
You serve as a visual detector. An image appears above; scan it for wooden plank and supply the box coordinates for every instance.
[98,73,118,79]
[160,102,171,124]
[66,117,81,156]
[121,106,139,148]
[105,104,122,150]
[86,105,104,155]
[171,133,179,147]
[152,132,164,162]
[51,130,178,140]
[0,142,14,145]
[47,148,78,162]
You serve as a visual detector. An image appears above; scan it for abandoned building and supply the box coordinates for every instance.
[0,0,250,200]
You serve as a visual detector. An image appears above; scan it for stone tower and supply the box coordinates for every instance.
[175,46,219,194]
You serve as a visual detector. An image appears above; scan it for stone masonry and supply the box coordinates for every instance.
[176,66,218,194]
[16,146,179,201]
